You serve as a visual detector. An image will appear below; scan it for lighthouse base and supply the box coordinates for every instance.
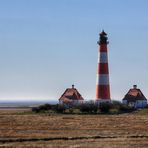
[95,99,111,106]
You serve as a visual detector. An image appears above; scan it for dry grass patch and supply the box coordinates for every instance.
[0,109,148,147]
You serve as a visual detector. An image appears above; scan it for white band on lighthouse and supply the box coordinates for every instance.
[99,52,108,63]
[96,74,109,85]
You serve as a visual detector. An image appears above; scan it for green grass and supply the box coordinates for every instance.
[109,108,120,114]
[135,108,148,115]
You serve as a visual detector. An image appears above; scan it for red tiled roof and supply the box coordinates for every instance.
[59,87,84,101]
[123,87,147,101]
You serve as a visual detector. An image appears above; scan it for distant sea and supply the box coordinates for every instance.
[0,100,58,107]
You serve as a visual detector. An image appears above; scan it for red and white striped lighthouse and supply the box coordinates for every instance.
[96,30,111,102]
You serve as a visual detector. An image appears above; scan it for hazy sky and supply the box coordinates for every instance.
[0,0,148,102]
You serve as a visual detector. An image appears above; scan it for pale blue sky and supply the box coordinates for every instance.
[0,0,148,101]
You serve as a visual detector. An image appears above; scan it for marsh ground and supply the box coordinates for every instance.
[0,108,148,148]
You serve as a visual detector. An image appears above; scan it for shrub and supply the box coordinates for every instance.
[78,101,98,113]
[78,103,90,113]
[87,101,98,113]
[99,102,111,113]
[110,100,122,113]
[111,100,122,107]
[32,107,40,113]
[38,104,51,110]
[144,104,148,109]
[119,104,135,112]
[53,104,66,113]
[32,104,51,113]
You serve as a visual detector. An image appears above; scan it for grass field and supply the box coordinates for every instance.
[0,108,148,148]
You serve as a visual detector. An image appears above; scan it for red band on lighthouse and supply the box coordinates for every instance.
[96,31,111,101]
[98,63,109,74]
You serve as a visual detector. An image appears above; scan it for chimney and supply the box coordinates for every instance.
[133,85,137,89]
[72,84,75,89]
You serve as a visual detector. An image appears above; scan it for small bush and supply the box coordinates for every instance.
[119,104,135,112]
[78,103,90,113]
[32,104,51,113]
[99,102,111,113]
[144,104,148,109]
[32,101,138,114]
[53,104,66,113]
[32,107,40,113]
[110,101,135,113]
[78,101,98,114]
[38,104,51,110]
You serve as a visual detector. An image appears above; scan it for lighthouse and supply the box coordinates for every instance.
[96,30,111,103]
